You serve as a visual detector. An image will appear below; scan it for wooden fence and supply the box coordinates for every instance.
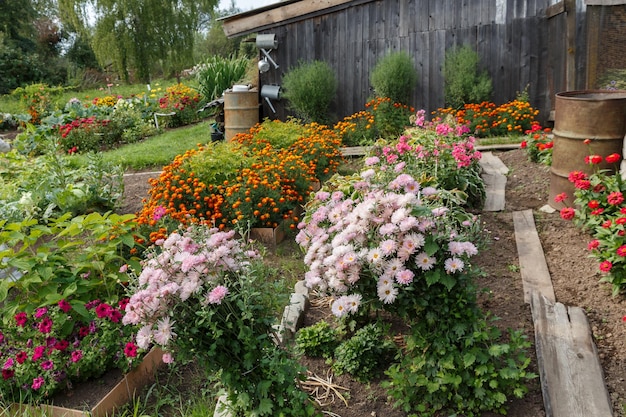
[222,0,598,125]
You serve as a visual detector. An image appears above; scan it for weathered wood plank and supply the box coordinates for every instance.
[479,152,508,211]
[531,292,614,417]
[512,210,556,303]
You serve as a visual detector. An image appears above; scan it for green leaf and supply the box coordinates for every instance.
[439,274,456,291]
[463,352,476,368]
[425,270,441,286]
[424,240,439,256]
[257,398,273,415]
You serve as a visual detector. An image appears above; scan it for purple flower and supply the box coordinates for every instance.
[41,360,54,371]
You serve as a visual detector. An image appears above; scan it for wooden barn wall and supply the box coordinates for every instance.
[257,0,580,125]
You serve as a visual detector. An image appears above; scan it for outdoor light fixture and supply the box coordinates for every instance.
[260,85,281,113]
[256,34,279,70]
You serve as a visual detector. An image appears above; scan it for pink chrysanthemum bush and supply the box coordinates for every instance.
[557,149,626,295]
[122,225,318,416]
[296,132,535,416]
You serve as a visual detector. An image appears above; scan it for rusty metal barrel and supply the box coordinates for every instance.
[224,88,260,141]
[549,90,626,209]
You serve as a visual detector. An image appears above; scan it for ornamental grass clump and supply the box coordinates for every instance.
[122,225,318,416]
[556,147,626,295]
[297,131,535,415]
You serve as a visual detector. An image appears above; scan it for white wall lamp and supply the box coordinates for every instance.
[256,34,279,70]
[260,85,281,113]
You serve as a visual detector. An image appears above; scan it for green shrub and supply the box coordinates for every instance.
[384,290,535,417]
[295,320,342,359]
[194,55,250,102]
[370,51,417,105]
[333,322,397,383]
[444,45,493,109]
[282,60,337,124]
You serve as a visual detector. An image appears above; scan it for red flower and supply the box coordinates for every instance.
[95,303,113,319]
[560,207,575,220]
[617,245,626,257]
[58,299,72,313]
[15,351,27,364]
[594,184,607,193]
[622,315,626,322]
[587,239,600,250]
[607,191,624,206]
[520,141,527,149]
[14,312,27,327]
[124,342,138,358]
[568,171,587,183]
[584,138,592,145]
[554,192,568,203]
[617,217,626,225]
[588,200,600,209]
[605,153,621,164]
[2,369,14,380]
[599,260,613,272]
[574,179,591,190]
[602,220,612,228]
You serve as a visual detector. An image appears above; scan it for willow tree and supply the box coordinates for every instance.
[59,0,217,83]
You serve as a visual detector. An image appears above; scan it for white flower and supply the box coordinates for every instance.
[415,252,436,271]
[377,283,398,304]
[444,257,465,273]
[136,325,153,349]
[153,317,176,345]
[345,294,362,313]
[331,297,349,317]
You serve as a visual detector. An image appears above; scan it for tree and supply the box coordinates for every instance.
[59,0,218,83]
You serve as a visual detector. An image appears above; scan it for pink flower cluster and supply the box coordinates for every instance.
[297,161,479,318]
[122,226,260,361]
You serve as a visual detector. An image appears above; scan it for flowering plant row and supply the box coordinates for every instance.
[556,148,626,294]
[136,120,343,243]
[0,298,141,403]
[333,97,414,146]
[296,114,535,415]
[122,225,316,416]
[436,98,540,137]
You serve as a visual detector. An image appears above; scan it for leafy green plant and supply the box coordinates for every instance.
[295,320,342,359]
[443,44,493,109]
[521,123,553,165]
[333,322,397,383]
[193,55,250,102]
[370,51,418,105]
[0,212,141,314]
[0,147,124,222]
[384,296,535,417]
[282,60,337,124]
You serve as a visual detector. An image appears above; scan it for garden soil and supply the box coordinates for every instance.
[115,148,626,417]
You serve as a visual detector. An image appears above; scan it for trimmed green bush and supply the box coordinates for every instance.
[370,51,417,105]
[282,60,337,124]
[444,45,493,109]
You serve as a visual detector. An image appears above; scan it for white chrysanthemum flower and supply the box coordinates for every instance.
[367,247,384,265]
[136,325,153,349]
[377,283,398,304]
[153,317,176,346]
[345,293,362,313]
[331,297,349,317]
[415,252,436,271]
[444,257,465,273]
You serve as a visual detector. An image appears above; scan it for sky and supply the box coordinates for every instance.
[218,0,281,12]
